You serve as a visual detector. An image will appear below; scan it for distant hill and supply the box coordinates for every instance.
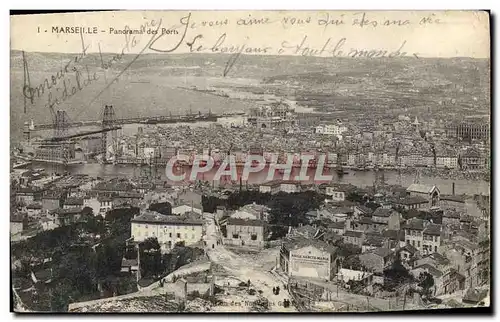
[10,50,490,142]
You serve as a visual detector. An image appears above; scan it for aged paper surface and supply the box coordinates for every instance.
[10,11,490,313]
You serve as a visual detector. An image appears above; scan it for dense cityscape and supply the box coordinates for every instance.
[11,92,491,311]
[10,10,491,313]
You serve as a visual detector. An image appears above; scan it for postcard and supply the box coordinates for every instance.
[10,10,491,313]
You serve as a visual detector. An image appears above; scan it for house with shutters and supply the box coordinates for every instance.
[343,230,365,247]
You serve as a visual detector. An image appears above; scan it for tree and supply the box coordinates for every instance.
[139,237,161,252]
[337,242,362,258]
[418,272,435,298]
[346,191,364,203]
[383,258,413,290]
[139,238,162,278]
[365,201,380,211]
[149,202,172,215]
[343,255,364,271]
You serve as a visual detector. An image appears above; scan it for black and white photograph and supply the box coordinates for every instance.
[9,10,491,313]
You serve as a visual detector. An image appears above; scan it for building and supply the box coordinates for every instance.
[461,148,486,170]
[15,188,39,205]
[406,184,440,207]
[223,218,268,248]
[422,223,442,255]
[247,104,296,129]
[361,233,385,252]
[172,205,203,216]
[121,258,139,274]
[442,210,461,227]
[343,230,365,247]
[399,244,420,263]
[40,216,59,231]
[325,186,346,202]
[51,207,84,226]
[41,191,63,211]
[403,218,442,255]
[97,196,114,216]
[337,268,374,287]
[382,229,406,248]
[440,195,466,210]
[359,248,396,273]
[372,208,402,230]
[287,225,320,239]
[324,183,356,202]
[449,121,490,141]
[328,221,346,236]
[353,205,373,219]
[259,180,281,194]
[315,123,348,136]
[279,237,338,281]
[83,196,101,217]
[396,196,429,210]
[10,214,24,236]
[411,253,456,296]
[403,218,424,251]
[280,181,301,194]
[436,155,458,169]
[25,203,43,218]
[230,203,270,221]
[63,197,84,209]
[444,239,483,288]
[130,210,204,252]
[33,141,77,163]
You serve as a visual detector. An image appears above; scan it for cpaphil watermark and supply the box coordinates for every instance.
[165,152,337,183]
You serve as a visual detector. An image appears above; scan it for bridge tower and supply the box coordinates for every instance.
[51,110,71,174]
[54,110,70,139]
[101,105,117,161]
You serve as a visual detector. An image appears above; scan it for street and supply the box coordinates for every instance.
[202,212,297,312]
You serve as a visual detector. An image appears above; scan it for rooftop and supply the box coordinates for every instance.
[406,183,438,194]
[443,210,461,219]
[26,203,42,209]
[372,247,394,258]
[355,205,373,214]
[424,252,450,266]
[403,218,425,230]
[121,258,138,267]
[401,243,419,254]
[373,207,393,217]
[344,230,363,238]
[397,196,429,205]
[358,216,374,225]
[282,236,337,255]
[441,194,466,203]
[172,205,203,215]
[382,229,405,241]
[328,221,346,229]
[423,223,442,236]
[131,210,203,226]
[414,263,443,278]
[51,207,83,216]
[65,197,84,206]
[11,213,24,222]
[226,218,267,227]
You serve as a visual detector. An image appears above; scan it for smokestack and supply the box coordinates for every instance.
[452,182,455,195]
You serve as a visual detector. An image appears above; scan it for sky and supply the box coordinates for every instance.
[11,10,490,58]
